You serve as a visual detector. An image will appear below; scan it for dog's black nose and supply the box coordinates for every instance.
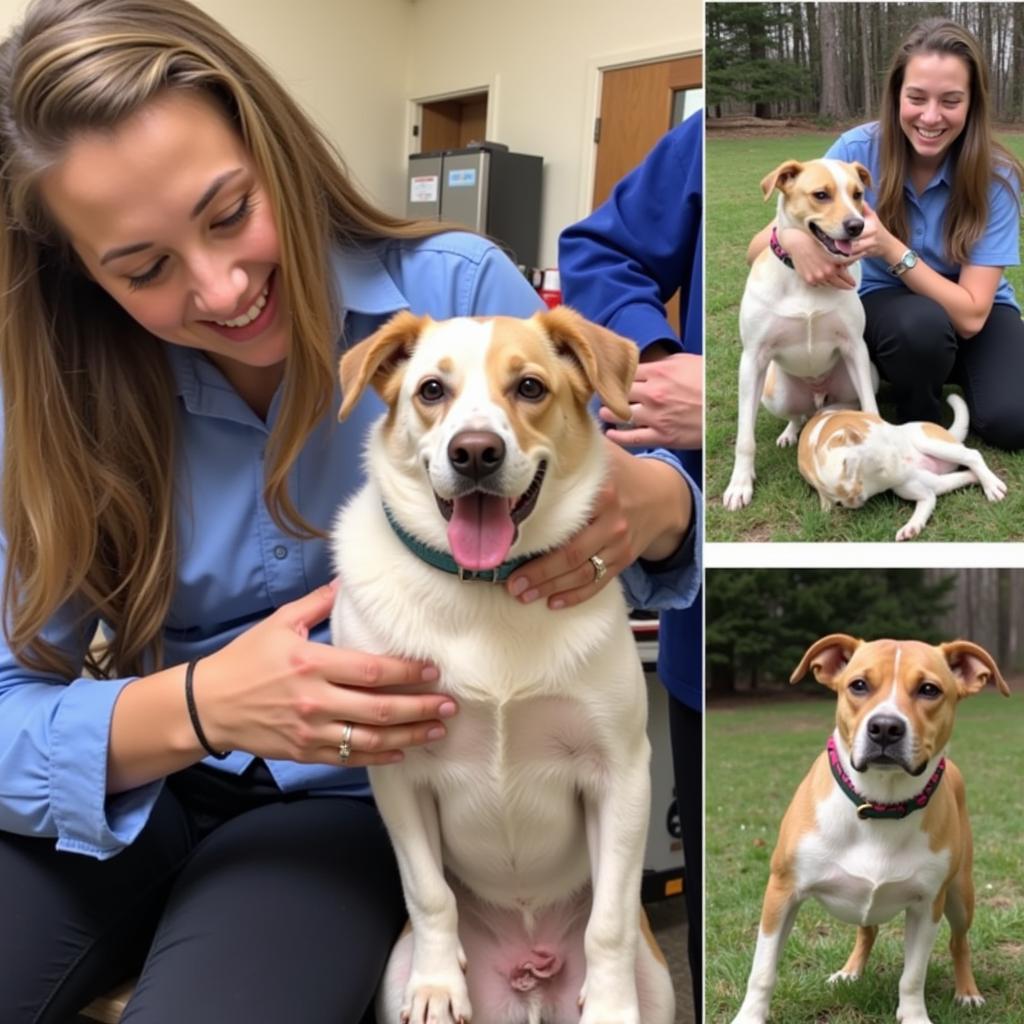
[448,430,506,480]
[844,217,864,238]
[867,714,905,746]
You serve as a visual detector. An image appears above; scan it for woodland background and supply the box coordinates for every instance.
[707,2,1024,124]
[706,569,1024,694]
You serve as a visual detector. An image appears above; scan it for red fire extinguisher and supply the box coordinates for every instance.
[539,268,562,309]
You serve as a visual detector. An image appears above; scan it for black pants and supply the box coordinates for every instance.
[0,763,405,1024]
[669,694,702,1020]
[862,290,1024,450]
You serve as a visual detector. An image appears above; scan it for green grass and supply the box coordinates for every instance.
[706,694,1024,1023]
[705,132,1024,542]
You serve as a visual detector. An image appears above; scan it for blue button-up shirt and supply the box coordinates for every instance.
[0,230,700,858]
[825,122,1020,307]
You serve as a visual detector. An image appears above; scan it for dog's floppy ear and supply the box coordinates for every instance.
[791,633,861,690]
[853,161,873,190]
[535,306,638,422]
[338,311,430,421]
[941,640,1011,697]
[761,160,804,199]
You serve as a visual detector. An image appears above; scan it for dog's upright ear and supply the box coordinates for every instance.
[852,161,873,189]
[791,633,861,690]
[761,160,804,199]
[535,306,638,422]
[940,640,1011,698]
[338,311,430,421]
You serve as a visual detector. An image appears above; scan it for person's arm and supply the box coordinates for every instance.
[559,112,702,356]
[850,193,1011,338]
[107,584,448,793]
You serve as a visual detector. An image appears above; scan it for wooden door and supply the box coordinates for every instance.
[591,55,702,334]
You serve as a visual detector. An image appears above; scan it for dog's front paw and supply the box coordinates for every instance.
[954,992,985,1008]
[723,476,754,510]
[827,968,860,985]
[402,970,472,1024]
[981,473,1007,502]
[896,1004,934,1024]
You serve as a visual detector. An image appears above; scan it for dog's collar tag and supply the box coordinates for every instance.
[770,226,795,270]
[382,504,531,583]
[826,736,946,821]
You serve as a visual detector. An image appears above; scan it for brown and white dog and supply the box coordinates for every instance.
[797,394,1007,540]
[723,158,879,510]
[330,308,675,1024]
[732,635,1010,1024]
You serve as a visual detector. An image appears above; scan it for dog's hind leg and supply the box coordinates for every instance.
[636,915,675,1024]
[828,925,877,984]
[946,869,984,1007]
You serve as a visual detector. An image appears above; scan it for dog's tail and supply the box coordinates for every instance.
[946,393,969,442]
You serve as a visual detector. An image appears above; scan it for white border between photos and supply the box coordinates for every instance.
[706,541,1024,569]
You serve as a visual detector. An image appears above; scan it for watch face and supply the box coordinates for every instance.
[903,250,918,270]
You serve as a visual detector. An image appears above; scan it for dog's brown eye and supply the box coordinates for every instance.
[918,682,942,700]
[848,678,869,695]
[813,190,830,201]
[853,191,863,200]
[517,377,547,401]
[418,378,445,403]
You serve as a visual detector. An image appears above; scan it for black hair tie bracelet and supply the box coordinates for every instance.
[185,657,229,760]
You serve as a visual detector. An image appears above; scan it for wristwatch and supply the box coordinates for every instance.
[888,249,919,277]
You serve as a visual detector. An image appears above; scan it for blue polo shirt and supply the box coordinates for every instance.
[825,122,1021,308]
[0,231,701,859]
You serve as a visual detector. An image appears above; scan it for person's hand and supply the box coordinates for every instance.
[506,441,690,610]
[196,582,455,767]
[849,201,899,263]
[779,226,858,289]
[599,352,702,449]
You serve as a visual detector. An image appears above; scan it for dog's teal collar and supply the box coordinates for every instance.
[383,504,530,583]
[827,736,945,820]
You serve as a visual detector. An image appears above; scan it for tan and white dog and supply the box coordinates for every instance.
[732,634,1010,1024]
[797,394,1007,541]
[723,158,880,510]
[330,307,675,1024]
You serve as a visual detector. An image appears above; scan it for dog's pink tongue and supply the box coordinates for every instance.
[447,493,515,570]
[835,238,853,255]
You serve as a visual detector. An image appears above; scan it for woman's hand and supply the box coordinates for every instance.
[506,441,691,610]
[849,201,902,264]
[778,226,859,289]
[197,583,455,767]
[599,352,703,450]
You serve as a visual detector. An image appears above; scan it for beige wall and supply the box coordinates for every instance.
[0,0,701,266]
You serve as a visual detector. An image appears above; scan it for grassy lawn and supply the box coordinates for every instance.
[706,693,1024,1023]
[705,131,1024,542]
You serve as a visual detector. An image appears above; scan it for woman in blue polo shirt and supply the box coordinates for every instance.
[752,18,1024,450]
[0,1,698,1021]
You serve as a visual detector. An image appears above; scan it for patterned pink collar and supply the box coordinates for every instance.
[826,736,946,820]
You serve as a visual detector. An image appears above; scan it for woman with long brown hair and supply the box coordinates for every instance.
[0,1,698,1020]
[749,17,1024,450]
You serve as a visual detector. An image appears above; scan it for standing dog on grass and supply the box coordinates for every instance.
[731,634,1009,1024]
[331,308,676,1024]
[724,158,879,510]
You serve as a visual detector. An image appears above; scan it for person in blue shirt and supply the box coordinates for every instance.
[0,2,700,1022]
[749,18,1024,450]
[559,108,704,1019]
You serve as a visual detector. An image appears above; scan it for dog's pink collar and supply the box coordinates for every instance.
[826,736,946,820]
[770,226,795,269]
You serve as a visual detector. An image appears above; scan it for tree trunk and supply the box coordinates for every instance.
[819,3,848,119]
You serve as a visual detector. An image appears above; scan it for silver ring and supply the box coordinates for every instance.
[588,554,608,582]
[338,722,354,764]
